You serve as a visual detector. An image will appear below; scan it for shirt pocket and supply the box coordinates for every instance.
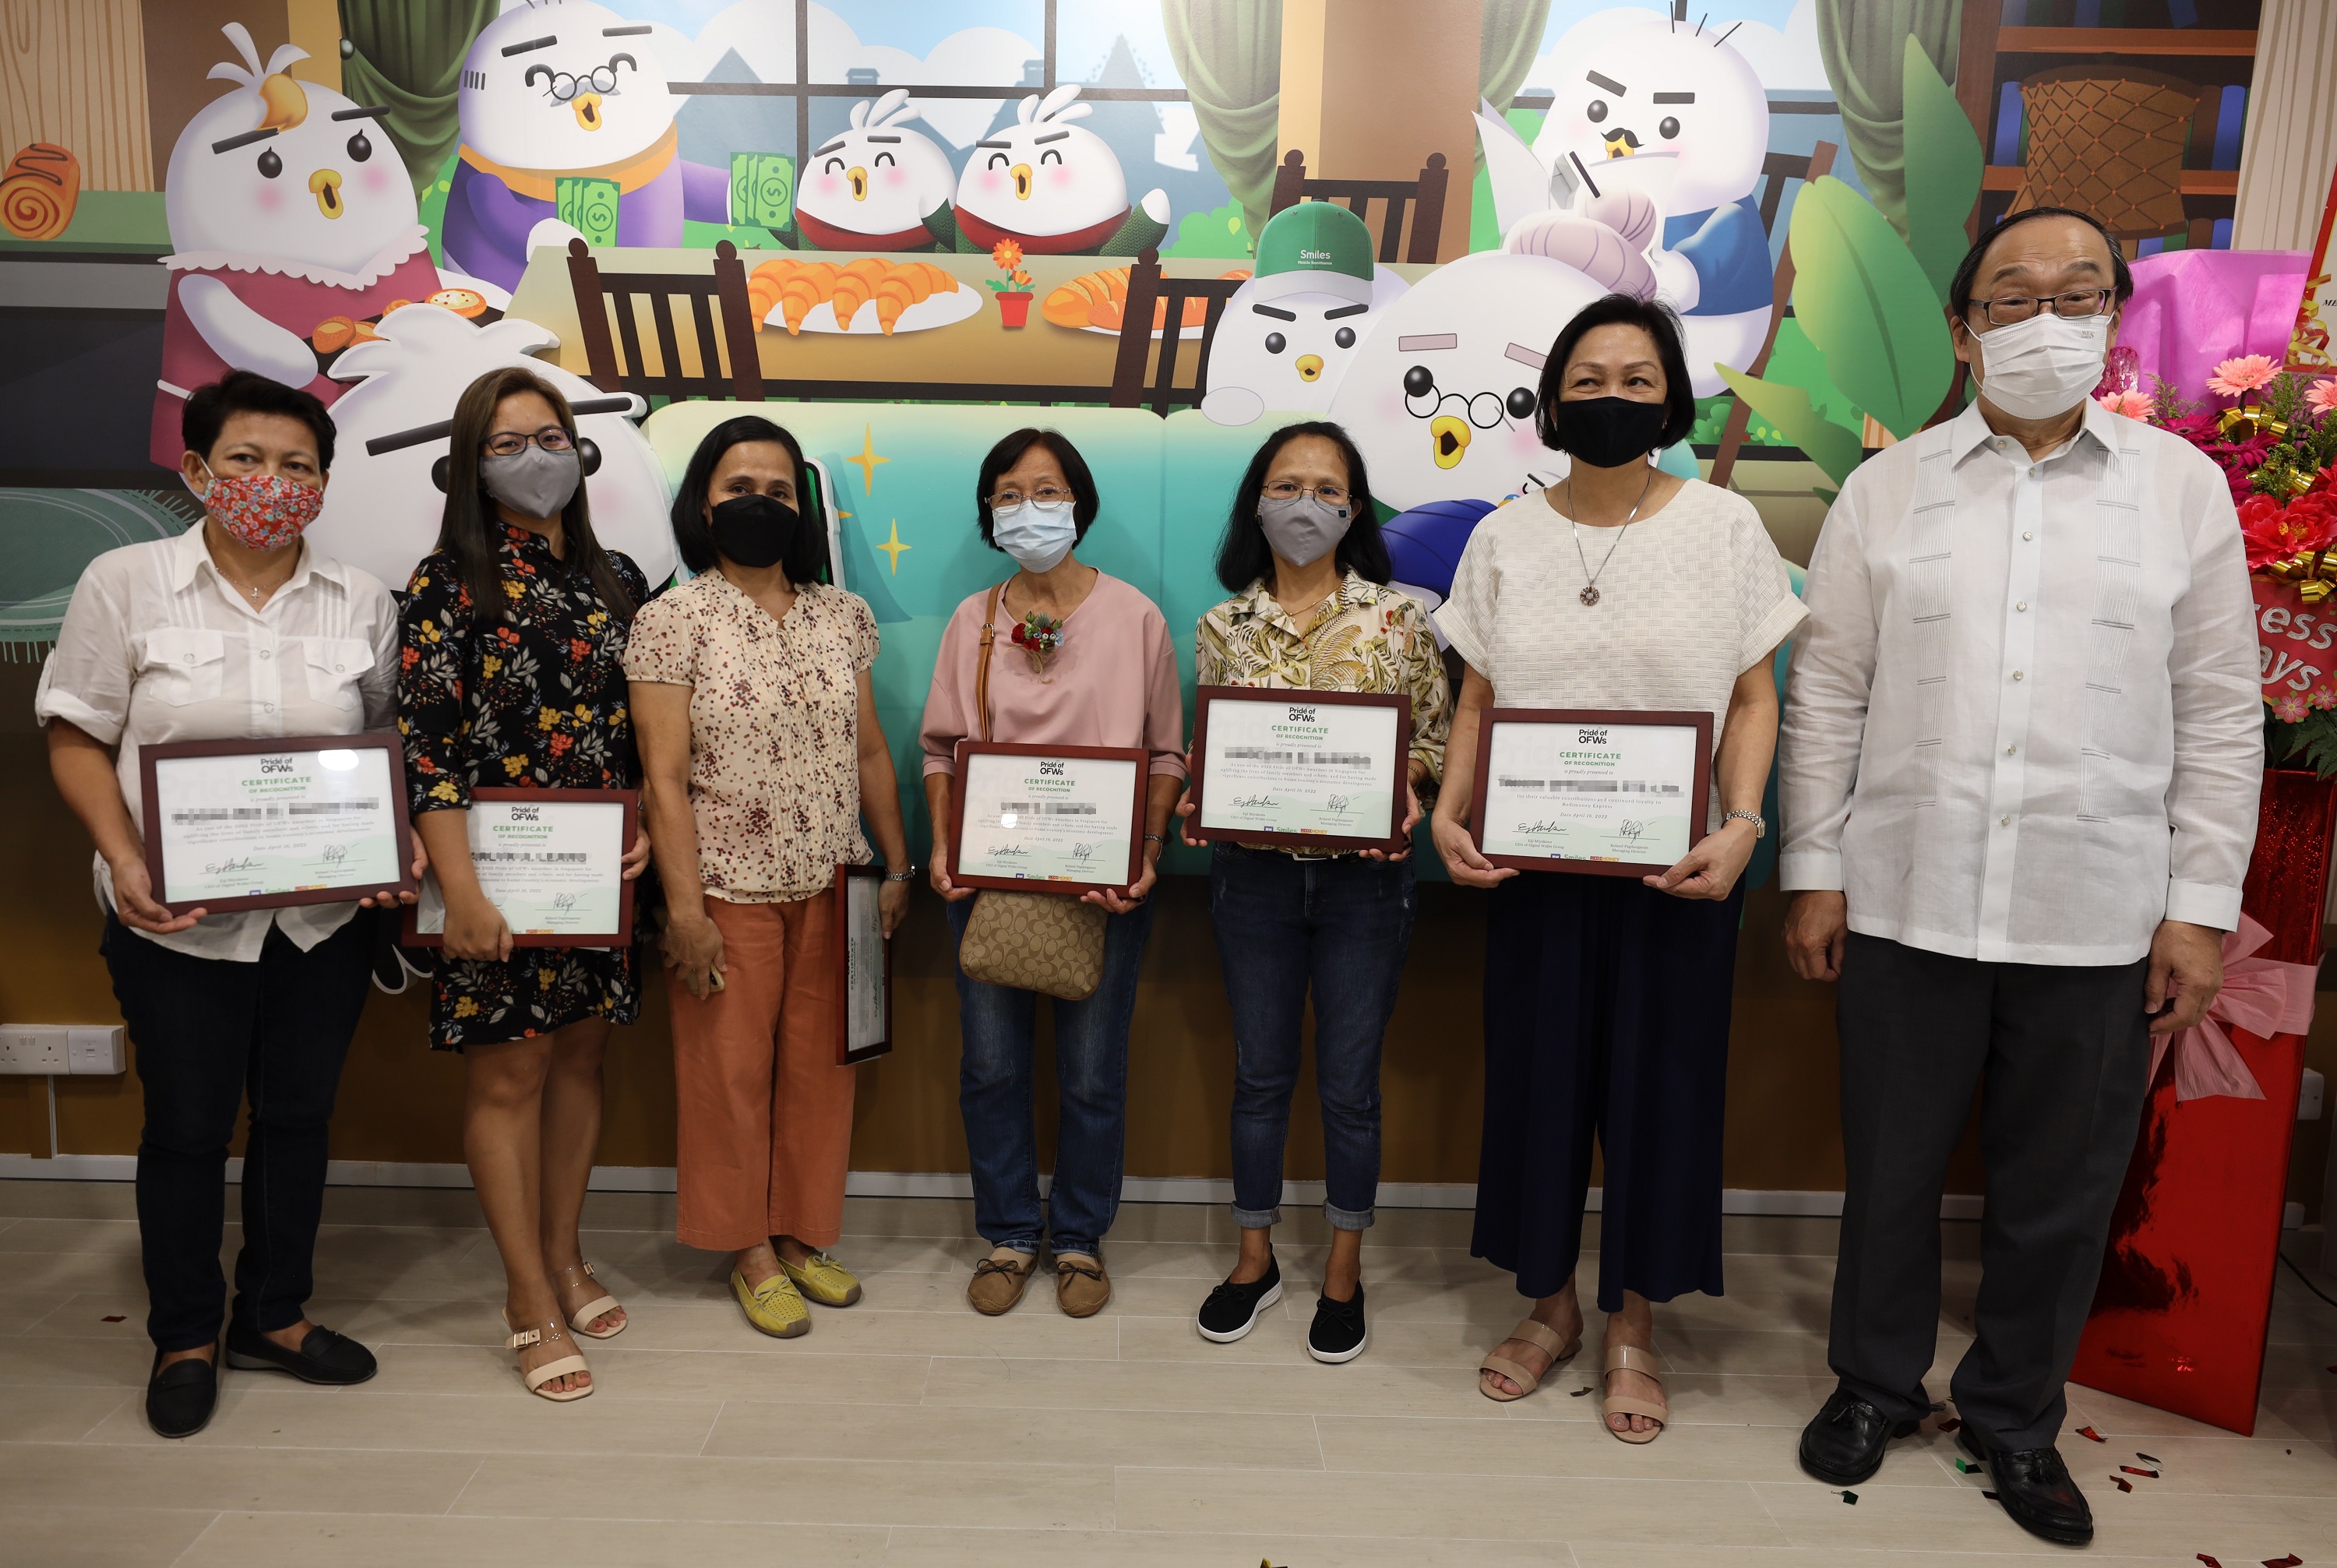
[302,636,375,712]
[136,626,227,706]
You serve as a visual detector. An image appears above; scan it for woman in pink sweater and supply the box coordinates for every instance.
[919,428,1186,1321]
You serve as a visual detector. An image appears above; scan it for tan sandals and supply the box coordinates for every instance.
[1478,1316,1582,1402]
[506,1316,592,1401]
[1601,1342,1669,1443]
[555,1261,626,1339]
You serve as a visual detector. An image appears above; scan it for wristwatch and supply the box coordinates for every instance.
[1723,810,1766,839]
[884,866,918,883]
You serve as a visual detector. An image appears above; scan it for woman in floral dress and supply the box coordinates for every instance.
[399,366,651,1402]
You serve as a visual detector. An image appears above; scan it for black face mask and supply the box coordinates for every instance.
[708,493,799,569]
[1547,396,1669,470]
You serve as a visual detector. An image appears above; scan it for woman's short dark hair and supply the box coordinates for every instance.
[670,415,832,585]
[1946,205,2135,321]
[1214,420,1391,592]
[975,428,1099,550]
[1534,294,1697,454]
[182,370,337,470]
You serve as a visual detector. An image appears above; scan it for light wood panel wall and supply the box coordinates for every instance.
[0,0,153,192]
[2233,0,2337,252]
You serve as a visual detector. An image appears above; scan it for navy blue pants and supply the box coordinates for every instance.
[101,912,374,1352]
[1209,846,1415,1231]
[1472,872,1743,1309]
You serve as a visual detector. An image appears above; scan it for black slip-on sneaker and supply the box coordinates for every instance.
[146,1352,218,1439]
[1196,1256,1282,1343]
[223,1321,378,1386]
[1307,1283,1367,1363]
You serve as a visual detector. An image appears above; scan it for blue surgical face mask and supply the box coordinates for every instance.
[990,497,1077,573]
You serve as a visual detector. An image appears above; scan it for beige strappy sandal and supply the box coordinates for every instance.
[1601,1342,1668,1443]
[556,1262,626,1339]
[1478,1316,1582,1402]
[506,1316,593,1401]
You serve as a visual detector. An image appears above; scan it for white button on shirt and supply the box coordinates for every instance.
[1780,401,2262,966]
[34,525,400,962]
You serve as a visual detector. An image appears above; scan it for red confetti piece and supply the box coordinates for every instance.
[1569,1386,1591,1397]
[100,1315,125,1323]
[2198,1556,2222,1567]
[2261,1557,2301,1567]
[2112,1476,2133,1492]
[1938,1417,1962,1432]
[2120,1465,2160,1478]
[2077,1425,2106,1443]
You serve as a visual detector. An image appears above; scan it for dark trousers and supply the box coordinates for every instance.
[1209,846,1415,1230]
[1830,932,2152,1451]
[1472,872,1744,1310]
[100,913,374,1352]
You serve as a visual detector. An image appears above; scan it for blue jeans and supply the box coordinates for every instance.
[948,893,1156,1257]
[1210,846,1415,1231]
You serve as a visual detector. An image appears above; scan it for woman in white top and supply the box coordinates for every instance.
[37,372,412,1439]
[1429,297,1806,1441]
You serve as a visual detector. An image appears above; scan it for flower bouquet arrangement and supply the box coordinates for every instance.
[987,239,1035,327]
[2103,358,2337,771]
[1010,609,1062,672]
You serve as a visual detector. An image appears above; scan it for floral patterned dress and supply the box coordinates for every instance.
[399,524,652,1050]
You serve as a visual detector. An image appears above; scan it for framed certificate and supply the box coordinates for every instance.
[1468,709,1713,876]
[834,862,892,1065]
[404,788,637,946]
[139,731,414,914]
[949,741,1147,893]
[1185,686,1412,851]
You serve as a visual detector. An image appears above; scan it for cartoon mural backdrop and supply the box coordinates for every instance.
[0,0,2282,654]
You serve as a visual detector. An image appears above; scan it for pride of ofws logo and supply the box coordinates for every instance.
[1577,728,1608,745]
[259,755,294,773]
[510,805,541,822]
[1288,705,1317,723]
[1039,759,1066,776]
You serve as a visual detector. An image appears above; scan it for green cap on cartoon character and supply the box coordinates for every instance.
[1250,201,1376,305]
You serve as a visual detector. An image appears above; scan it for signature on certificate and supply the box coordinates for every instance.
[203,854,259,876]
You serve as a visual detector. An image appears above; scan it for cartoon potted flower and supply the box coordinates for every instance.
[987,239,1034,327]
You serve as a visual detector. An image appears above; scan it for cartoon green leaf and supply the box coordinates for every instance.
[1715,365,1866,487]
[1789,176,1955,440]
[1902,38,1983,308]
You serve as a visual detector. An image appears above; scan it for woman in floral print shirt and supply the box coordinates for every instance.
[398,367,650,1404]
[1182,421,1449,1367]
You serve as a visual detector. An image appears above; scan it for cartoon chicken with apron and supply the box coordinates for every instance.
[946,85,1169,256]
[150,23,444,470]
[791,90,958,252]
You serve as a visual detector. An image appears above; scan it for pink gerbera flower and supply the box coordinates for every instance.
[2206,354,2280,398]
[2312,685,2337,712]
[2096,389,2151,419]
[2307,377,2337,416]
[2275,693,2310,723]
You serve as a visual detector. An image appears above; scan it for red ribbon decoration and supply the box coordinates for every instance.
[2145,912,2317,1101]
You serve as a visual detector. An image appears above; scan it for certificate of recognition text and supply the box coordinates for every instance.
[414,795,629,942]
[1479,718,1701,866]
[954,749,1141,886]
[1193,691,1402,845]
[150,743,402,906]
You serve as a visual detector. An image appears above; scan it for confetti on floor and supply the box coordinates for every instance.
[1938,1417,1962,1432]
[2261,1556,2302,1567]
[1841,1491,1858,1505]
[100,1315,124,1323]
[2198,1556,2222,1567]
[2112,1476,2133,1492]
[1570,1386,1591,1397]
[2137,1450,2161,1464]
[2078,1425,2107,1443]
[2121,1465,2161,1478]
[1982,1489,2000,1500]
[1955,1458,1980,1473]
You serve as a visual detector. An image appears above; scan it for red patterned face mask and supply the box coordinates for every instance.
[199,469,323,551]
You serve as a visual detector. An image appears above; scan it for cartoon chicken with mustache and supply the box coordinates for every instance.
[149,23,444,470]
[442,0,731,293]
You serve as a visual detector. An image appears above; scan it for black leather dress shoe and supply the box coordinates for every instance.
[146,1352,218,1439]
[1799,1386,1919,1485]
[223,1321,378,1386]
[1958,1427,2092,1545]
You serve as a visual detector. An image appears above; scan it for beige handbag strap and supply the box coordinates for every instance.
[974,582,1003,745]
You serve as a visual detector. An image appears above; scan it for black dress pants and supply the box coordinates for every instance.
[100,913,374,1352]
[1830,932,2151,1451]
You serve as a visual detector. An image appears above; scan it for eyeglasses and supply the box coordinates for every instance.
[989,485,1075,509]
[1969,288,2114,327]
[545,65,620,101]
[484,427,576,458]
[1262,480,1350,507]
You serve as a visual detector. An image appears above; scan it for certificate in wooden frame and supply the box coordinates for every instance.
[833,862,893,1065]
[139,731,415,914]
[402,787,639,947]
[947,741,1150,894]
[1467,708,1714,877]
[1184,685,1412,852]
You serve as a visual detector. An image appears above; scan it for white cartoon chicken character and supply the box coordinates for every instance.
[794,90,958,252]
[150,22,442,470]
[948,84,1168,256]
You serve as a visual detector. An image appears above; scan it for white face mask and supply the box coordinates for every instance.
[991,497,1078,573]
[1970,310,2112,421]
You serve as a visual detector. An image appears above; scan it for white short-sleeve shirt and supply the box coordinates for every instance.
[34,525,401,961]
[1436,478,1807,827]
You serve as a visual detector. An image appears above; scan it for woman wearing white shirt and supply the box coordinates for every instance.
[1430,298,1805,1441]
[37,372,411,1439]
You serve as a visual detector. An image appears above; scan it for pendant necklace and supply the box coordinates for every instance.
[1568,467,1655,607]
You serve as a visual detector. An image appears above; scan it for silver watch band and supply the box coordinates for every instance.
[1723,810,1766,839]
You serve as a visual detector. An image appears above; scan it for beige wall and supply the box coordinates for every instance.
[2233,0,2337,252]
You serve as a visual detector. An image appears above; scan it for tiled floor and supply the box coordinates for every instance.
[2,1179,2335,1566]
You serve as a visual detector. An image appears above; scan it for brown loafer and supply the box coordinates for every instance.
[967,1247,1038,1315]
[1055,1253,1111,1317]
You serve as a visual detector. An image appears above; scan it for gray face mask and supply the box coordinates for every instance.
[481,445,582,520]
[1256,492,1352,569]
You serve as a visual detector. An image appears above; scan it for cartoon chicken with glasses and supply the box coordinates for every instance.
[946,84,1169,256]
[442,0,731,294]
[148,23,446,470]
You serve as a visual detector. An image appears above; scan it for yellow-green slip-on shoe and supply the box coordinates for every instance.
[731,1267,811,1337]
[778,1249,864,1307]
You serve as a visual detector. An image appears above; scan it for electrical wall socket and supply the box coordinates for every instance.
[2300,1067,2325,1123]
[0,1024,125,1075]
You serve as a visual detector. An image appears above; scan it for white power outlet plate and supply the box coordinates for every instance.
[0,1024,125,1075]
[2300,1067,2325,1123]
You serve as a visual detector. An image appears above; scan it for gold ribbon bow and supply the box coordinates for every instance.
[2266,548,2337,602]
